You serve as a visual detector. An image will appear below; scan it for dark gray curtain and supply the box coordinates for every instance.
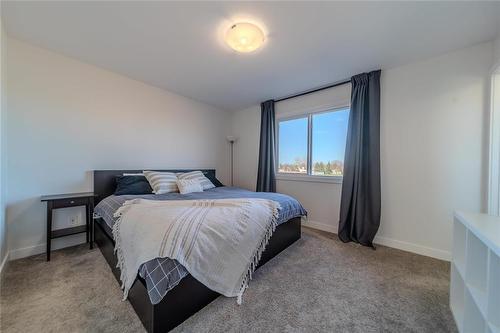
[256,100,276,192]
[338,70,381,247]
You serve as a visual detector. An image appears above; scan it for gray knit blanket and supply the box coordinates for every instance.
[113,198,280,304]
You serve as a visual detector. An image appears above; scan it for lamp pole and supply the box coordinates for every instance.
[226,136,237,186]
[230,140,234,186]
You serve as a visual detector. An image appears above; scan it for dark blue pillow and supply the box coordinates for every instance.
[204,173,224,187]
[114,176,153,195]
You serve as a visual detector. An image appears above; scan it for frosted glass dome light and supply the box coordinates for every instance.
[225,22,265,53]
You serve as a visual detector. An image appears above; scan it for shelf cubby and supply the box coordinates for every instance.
[464,288,486,333]
[450,263,465,331]
[451,212,500,333]
[453,219,467,275]
[488,252,500,330]
[465,232,488,289]
[465,232,488,316]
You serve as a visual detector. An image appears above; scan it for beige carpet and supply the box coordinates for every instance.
[0,228,456,332]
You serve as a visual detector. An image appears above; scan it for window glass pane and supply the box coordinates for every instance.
[278,117,308,174]
[312,109,349,176]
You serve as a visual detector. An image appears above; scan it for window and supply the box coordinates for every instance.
[278,117,308,174]
[277,107,349,179]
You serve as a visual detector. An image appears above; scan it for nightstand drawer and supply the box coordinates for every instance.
[52,197,88,209]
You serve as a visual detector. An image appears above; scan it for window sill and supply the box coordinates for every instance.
[276,174,343,184]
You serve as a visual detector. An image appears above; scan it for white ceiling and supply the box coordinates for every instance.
[2,1,500,111]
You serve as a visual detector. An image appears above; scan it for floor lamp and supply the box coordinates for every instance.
[226,136,237,186]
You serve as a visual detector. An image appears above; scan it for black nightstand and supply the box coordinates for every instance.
[41,192,97,261]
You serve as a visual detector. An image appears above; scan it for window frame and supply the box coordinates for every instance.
[276,105,349,184]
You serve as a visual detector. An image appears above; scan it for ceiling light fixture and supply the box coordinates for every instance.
[225,22,265,53]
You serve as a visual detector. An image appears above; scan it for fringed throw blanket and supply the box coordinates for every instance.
[113,198,280,304]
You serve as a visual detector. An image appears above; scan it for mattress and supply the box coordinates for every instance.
[94,186,306,304]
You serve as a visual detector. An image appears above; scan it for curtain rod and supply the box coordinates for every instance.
[275,78,351,103]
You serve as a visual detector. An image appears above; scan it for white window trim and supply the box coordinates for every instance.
[488,65,500,215]
[276,173,343,184]
[276,105,349,184]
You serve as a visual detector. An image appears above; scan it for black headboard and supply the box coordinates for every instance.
[93,169,216,204]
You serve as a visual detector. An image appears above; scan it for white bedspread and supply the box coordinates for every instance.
[113,198,280,304]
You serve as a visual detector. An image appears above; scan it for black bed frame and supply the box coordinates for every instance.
[93,169,301,333]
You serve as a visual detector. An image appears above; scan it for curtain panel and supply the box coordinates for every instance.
[338,70,381,247]
[256,100,277,192]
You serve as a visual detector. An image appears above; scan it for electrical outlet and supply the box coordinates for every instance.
[69,214,81,226]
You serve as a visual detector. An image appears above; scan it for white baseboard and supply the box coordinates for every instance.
[9,243,46,260]
[9,234,86,260]
[0,251,9,281]
[373,235,451,261]
[302,220,337,233]
[302,219,450,261]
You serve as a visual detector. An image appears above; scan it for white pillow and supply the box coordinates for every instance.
[177,179,203,195]
[143,171,178,194]
[176,171,215,190]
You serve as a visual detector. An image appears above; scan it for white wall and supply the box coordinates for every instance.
[4,37,231,259]
[232,42,494,260]
[494,27,500,69]
[493,9,500,68]
[231,107,261,191]
[379,42,491,259]
[0,19,7,272]
[495,36,500,67]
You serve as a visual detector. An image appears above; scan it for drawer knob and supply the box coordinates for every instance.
[70,200,75,204]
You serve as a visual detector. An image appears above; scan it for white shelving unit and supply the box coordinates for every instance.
[451,212,500,333]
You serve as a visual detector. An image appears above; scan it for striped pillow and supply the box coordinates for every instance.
[177,179,203,194]
[176,171,215,190]
[143,171,178,194]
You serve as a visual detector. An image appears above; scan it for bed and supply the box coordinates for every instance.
[93,169,305,333]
